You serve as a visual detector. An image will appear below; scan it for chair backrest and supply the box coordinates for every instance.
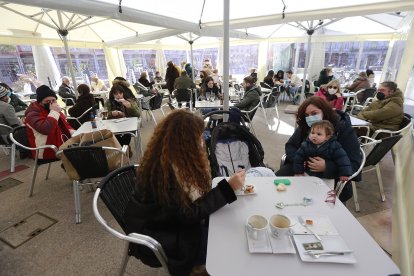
[133,82,149,93]
[400,113,412,129]
[149,93,163,110]
[260,82,272,89]
[98,164,137,231]
[93,165,169,270]
[63,146,110,180]
[175,88,191,102]
[11,125,30,149]
[336,147,366,196]
[365,135,402,167]
[0,123,13,145]
[262,91,280,108]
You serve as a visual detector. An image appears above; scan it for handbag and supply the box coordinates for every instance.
[58,129,127,180]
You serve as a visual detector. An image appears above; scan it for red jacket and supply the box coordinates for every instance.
[315,89,344,111]
[25,102,73,159]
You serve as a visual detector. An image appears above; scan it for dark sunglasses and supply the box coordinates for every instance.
[328,86,338,89]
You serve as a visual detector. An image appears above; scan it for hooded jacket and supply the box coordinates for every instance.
[234,85,262,114]
[347,76,370,92]
[357,88,404,131]
[293,135,353,178]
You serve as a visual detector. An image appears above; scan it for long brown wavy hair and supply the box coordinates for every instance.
[136,110,211,210]
[296,96,338,140]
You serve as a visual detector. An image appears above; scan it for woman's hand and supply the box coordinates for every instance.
[119,99,131,108]
[307,157,326,172]
[112,110,124,117]
[228,170,246,191]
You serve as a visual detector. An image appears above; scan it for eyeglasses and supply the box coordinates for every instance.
[328,86,338,89]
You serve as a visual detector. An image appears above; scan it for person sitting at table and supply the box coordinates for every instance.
[263,70,275,88]
[68,84,97,129]
[25,85,75,160]
[112,76,137,100]
[314,79,344,110]
[314,67,334,87]
[211,68,222,91]
[366,69,375,88]
[356,81,404,134]
[123,110,245,276]
[346,71,370,92]
[58,76,76,106]
[154,71,164,83]
[199,76,220,100]
[0,83,27,112]
[285,70,303,104]
[90,75,108,92]
[138,71,157,97]
[0,85,21,128]
[234,76,262,117]
[174,71,196,92]
[293,120,352,182]
[276,96,362,202]
[105,84,140,147]
[274,70,284,83]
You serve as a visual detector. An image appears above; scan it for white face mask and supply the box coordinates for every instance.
[328,88,337,95]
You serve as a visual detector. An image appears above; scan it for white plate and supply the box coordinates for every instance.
[293,235,356,264]
[290,215,339,236]
[245,226,272,253]
[268,231,296,254]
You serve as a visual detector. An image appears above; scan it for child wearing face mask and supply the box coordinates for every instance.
[315,79,344,110]
[293,120,352,181]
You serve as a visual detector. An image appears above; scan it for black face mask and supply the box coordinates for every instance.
[42,103,50,111]
[376,92,385,100]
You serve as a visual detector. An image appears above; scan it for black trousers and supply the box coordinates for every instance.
[275,162,353,203]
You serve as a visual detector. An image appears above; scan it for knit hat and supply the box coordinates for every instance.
[0,85,8,98]
[36,85,57,102]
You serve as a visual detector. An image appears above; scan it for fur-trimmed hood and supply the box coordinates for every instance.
[112,78,131,88]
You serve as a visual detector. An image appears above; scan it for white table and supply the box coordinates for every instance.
[342,92,356,112]
[195,100,234,109]
[73,117,142,160]
[207,177,399,276]
[350,116,371,136]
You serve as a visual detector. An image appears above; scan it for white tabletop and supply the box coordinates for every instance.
[90,90,109,97]
[342,92,356,98]
[195,100,234,109]
[350,116,370,127]
[73,117,139,137]
[207,177,399,276]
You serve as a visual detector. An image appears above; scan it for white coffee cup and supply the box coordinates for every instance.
[246,215,268,240]
[269,214,291,238]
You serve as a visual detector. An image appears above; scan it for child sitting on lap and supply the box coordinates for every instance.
[293,120,352,181]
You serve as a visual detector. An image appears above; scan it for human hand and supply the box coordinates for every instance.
[50,102,62,113]
[119,98,131,108]
[228,169,245,191]
[69,129,76,135]
[339,176,349,182]
[307,156,326,172]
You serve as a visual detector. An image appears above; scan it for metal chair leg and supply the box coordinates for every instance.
[375,164,386,202]
[73,180,82,224]
[11,143,16,173]
[351,181,360,212]
[118,242,130,276]
[29,153,40,197]
[149,110,157,125]
[45,162,52,179]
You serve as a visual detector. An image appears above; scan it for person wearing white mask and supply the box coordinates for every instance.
[314,79,344,110]
[276,96,361,203]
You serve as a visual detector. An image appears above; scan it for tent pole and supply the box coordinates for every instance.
[189,33,195,82]
[301,29,313,103]
[223,0,230,117]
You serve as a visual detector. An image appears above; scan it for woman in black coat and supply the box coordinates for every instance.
[68,84,96,129]
[276,96,362,202]
[165,61,179,93]
[123,110,245,276]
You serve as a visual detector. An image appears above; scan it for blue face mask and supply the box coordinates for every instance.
[305,114,323,127]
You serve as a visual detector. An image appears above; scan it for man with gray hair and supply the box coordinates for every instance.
[58,76,76,106]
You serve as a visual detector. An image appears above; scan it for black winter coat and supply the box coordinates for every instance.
[293,136,353,178]
[285,111,362,181]
[68,94,96,128]
[123,179,237,276]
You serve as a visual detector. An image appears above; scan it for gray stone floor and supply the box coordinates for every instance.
[0,101,397,275]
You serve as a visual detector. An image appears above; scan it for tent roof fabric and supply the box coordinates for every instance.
[1,0,413,47]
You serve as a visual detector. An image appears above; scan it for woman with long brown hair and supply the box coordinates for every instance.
[276,96,362,202]
[123,110,245,276]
